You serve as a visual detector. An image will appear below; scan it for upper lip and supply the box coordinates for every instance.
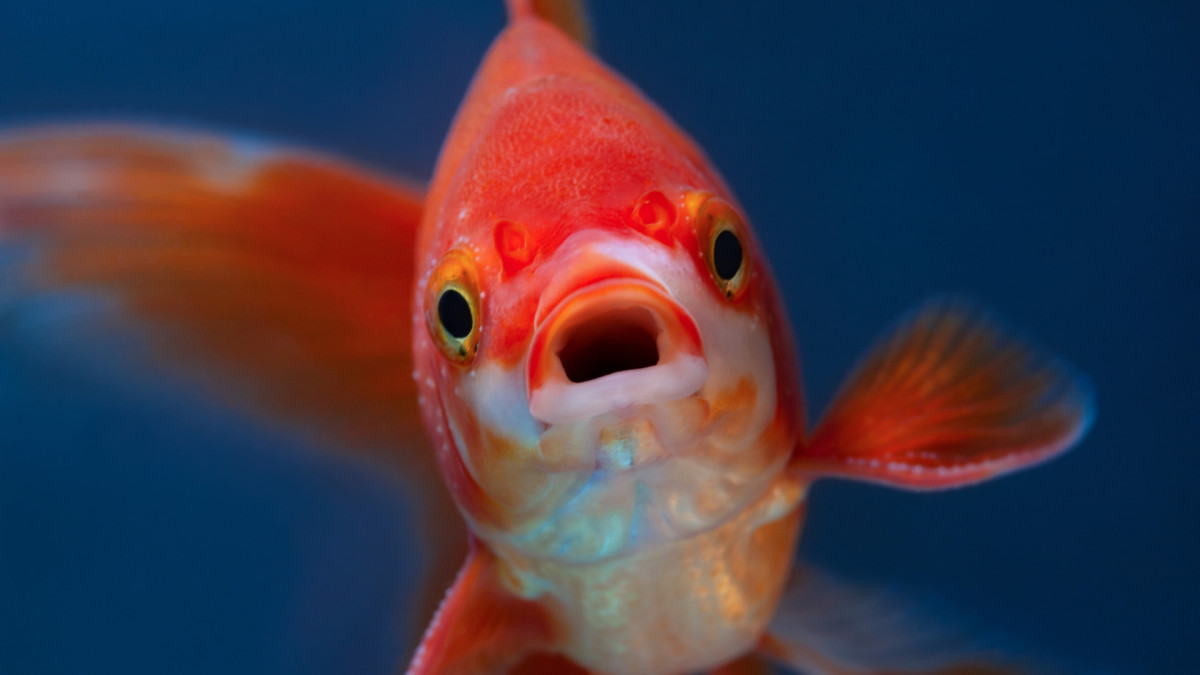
[532,258,667,326]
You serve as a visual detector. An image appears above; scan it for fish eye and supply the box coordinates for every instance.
[698,197,751,300]
[426,250,481,364]
[712,229,743,281]
[438,288,473,339]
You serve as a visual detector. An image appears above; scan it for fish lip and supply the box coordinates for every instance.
[526,275,708,426]
[531,258,668,327]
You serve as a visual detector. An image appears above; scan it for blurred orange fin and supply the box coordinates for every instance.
[407,545,558,675]
[793,299,1093,489]
[0,124,427,456]
[0,123,465,652]
[506,0,592,48]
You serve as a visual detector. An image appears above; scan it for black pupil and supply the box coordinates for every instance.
[713,229,743,280]
[438,289,473,340]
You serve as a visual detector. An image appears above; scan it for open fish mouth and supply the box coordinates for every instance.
[527,276,709,427]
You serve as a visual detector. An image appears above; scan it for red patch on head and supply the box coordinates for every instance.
[629,190,677,244]
[494,219,536,275]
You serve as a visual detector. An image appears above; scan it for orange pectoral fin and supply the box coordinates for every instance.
[407,544,561,675]
[793,299,1093,489]
[0,124,464,651]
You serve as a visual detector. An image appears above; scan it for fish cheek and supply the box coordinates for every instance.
[437,363,578,530]
[708,377,760,442]
[433,372,513,529]
[688,377,774,475]
[475,427,573,516]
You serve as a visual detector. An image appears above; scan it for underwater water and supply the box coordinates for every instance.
[1,0,1197,673]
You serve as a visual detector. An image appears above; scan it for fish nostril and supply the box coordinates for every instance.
[557,307,661,383]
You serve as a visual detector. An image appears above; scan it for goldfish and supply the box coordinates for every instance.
[0,0,1092,673]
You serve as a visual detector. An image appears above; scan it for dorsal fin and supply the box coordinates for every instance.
[505,0,592,48]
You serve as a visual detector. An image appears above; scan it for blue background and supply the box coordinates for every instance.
[1,1,1197,673]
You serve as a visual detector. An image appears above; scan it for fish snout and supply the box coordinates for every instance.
[527,275,708,426]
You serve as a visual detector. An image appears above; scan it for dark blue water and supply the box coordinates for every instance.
[1,1,1196,673]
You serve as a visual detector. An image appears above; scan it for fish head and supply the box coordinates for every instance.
[412,20,803,565]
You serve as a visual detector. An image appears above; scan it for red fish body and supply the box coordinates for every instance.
[0,1,1092,673]
[407,10,806,673]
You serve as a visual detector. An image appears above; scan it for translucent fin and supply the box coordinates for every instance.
[759,567,1024,675]
[505,0,593,48]
[794,298,1093,489]
[0,124,465,651]
[406,545,558,675]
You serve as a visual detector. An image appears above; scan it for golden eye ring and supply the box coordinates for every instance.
[697,197,751,300]
[425,250,481,364]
